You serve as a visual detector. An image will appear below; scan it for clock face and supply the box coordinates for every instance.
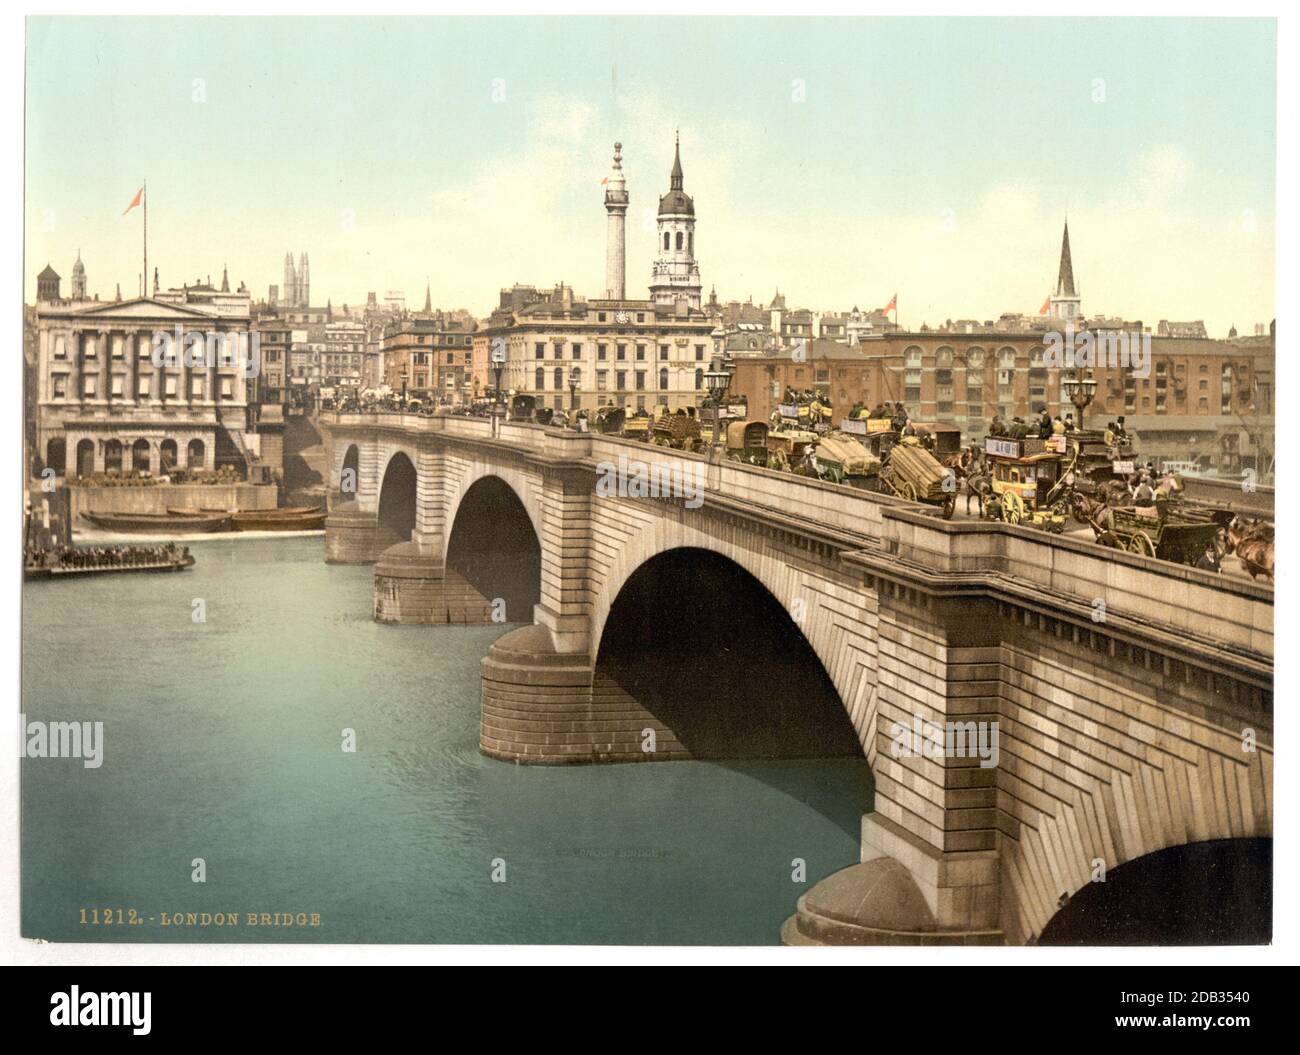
[615,311,630,325]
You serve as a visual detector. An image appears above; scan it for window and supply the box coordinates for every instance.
[220,377,234,399]
[659,368,669,390]
[663,233,670,251]
[635,371,646,391]
[137,377,150,397]
[675,232,683,250]
[571,343,582,360]
[617,343,627,361]
[659,344,669,361]
[554,367,564,391]
[598,312,606,322]
[695,369,703,390]
[53,336,66,359]
[695,345,705,361]
[636,313,645,323]
[636,344,646,361]
[53,375,66,398]
[83,375,96,397]
[554,343,564,360]
[597,343,607,361]
[636,395,646,411]
[597,370,608,391]
[535,343,545,360]
[112,337,124,359]
[616,370,627,391]
[111,375,124,397]
[535,367,545,390]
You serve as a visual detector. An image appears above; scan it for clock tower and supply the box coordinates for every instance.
[649,132,702,312]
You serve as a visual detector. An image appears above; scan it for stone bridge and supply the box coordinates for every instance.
[320,411,1274,946]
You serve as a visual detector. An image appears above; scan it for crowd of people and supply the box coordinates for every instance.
[31,542,191,572]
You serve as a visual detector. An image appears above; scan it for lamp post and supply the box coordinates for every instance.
[1062,368,1098,432]
[569,366,580,413]
[490,341,506,436]
[703,353,733,458]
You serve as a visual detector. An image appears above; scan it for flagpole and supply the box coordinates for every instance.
[143,180,148,299]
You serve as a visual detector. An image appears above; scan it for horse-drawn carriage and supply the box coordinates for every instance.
[509,394,537,423]
[766,426,819,474]
[878,440,957,518]
[1101,506,1224,566]
[724,421,769,466]
[979,435,1074,531]
[841,416,900,462]
[592,404,626,435]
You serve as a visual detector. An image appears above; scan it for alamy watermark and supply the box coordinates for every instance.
[19,714,104,769]
[1043,322,1150,378]
[889,713,999,769]
[595,454,704,510]
[150,326,261,378]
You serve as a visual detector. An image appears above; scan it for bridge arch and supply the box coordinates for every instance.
[592,539,871,757]
[337,443,361,498]
[1036,837,1271,945]
[445,474,542,625]
[1004,734,1271,943]
[377,450,418,544]
[589,508,878,752]
[443,462,544,550]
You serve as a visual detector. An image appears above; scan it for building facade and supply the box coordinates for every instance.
[33,285,254,478]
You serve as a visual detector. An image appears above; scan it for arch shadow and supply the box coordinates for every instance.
[595,547,864,761]
[1037,838,1271,945]
[378,451,417,543]
[446,475,540,623]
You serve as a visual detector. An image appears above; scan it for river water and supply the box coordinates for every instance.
[21,535,872,945]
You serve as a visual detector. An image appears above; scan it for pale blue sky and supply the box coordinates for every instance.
[26,17,1276,333]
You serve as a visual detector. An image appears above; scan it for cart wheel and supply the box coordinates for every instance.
[1128,531,1156,558]
[900,481,918,502]
[1003,492,1024,525]
[1097,530,1121,549]
[942,493,956,519]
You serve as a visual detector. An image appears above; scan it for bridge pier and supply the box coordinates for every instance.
[373,542,496,624]
[480,625,693,763]
[324,502,395,564]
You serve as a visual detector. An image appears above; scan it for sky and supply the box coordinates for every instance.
[25,16,1276,336]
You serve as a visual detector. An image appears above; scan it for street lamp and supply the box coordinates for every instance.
[569,365,580,413]
[1062,367,1097,432]
[703,353,733,457]
[490,341,506,433]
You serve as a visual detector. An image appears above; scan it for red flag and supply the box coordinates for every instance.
[122,187,143,216]
[881,293,897,314]
[600,177,608,185]
[1039,295,1050,315]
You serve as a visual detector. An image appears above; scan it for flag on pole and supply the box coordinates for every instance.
[122,187,143,216]
[600,177,608,185]
[881,293,897,314]
[1039,295,1051,315]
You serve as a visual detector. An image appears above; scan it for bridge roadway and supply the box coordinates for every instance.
[319,412,1274,946]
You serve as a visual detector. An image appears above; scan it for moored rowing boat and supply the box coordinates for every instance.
[82,511,231,533]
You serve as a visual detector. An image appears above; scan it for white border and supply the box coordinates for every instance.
[4,1,1293,967]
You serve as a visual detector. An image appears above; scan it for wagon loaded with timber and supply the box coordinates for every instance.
[878,439,957,518]
[650,407,704,451]
[814,432,881,490]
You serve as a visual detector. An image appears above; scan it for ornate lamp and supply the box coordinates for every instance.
[1062,368,1097,431]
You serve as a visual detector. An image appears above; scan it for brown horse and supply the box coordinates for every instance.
[1225,516,1275,582]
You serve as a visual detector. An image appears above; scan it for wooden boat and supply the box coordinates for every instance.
[82,510,230,533]
[229,508,326,531]
[168,505,319,516]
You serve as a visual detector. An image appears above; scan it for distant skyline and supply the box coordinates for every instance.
[26,16,1276,335]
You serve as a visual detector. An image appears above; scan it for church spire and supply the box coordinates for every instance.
[221,264,229,293]
[670,129,683,191]
[1056,220,1076,297]
[424,281,431,314]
